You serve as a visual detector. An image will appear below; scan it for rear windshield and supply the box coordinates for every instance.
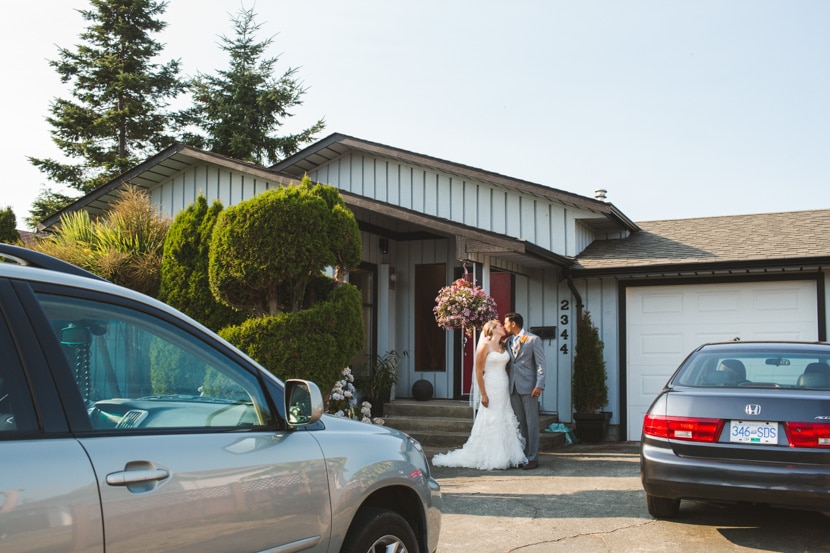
[674,349,830,389]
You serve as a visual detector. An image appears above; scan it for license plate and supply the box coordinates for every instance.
[730,420,778,444]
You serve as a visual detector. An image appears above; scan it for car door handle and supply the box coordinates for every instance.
[106,467,170,487]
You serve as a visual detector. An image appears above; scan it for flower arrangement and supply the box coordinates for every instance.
[327,367,384,425]
[433,277,499,337]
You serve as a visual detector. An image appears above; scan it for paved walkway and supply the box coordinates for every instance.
[427,442,829,553]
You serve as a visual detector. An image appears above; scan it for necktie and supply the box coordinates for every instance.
[512,336,521,357]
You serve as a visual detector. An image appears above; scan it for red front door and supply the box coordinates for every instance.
[460,271,513,396]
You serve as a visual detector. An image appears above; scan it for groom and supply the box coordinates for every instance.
[505,312,546,470]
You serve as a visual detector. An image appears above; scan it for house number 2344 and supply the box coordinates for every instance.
[559,300,570,355]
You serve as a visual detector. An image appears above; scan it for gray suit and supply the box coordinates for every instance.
[508,331,546,462]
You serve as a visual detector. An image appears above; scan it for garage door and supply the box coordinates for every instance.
[626,280,819,441]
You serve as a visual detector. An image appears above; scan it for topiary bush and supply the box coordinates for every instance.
[159,195,246,332]
[572,310,609,414]
[219,279,364,386]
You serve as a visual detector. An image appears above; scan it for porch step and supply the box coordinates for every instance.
[382,399,566,451]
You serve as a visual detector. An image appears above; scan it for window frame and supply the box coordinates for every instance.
[18,280,287,436]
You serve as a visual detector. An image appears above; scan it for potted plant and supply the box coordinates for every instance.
[366,350,407,417]
[571,310,611,443]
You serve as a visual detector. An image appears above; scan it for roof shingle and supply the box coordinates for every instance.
[574,209,830,271]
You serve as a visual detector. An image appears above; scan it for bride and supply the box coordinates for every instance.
[432,320,527,470]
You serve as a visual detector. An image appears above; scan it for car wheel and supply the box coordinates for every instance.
[340,507,419,553]
[646,494,680,518]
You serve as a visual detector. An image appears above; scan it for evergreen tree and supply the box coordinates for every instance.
[25,188,76,230]
[572,311,609,414]
[185,6,324,165]
[28,0,186,216]
[0,207,21,244]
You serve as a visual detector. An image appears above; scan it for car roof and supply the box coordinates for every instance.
[696,341,830,354]
[0,245,202,332]
[1,245,280,382]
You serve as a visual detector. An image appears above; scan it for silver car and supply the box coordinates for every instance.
[0,244,440,553]
[641,341,830,519]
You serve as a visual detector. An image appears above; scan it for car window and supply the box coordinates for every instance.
[0,317,38,434]
[675,349,830,389]
[35,292,276,431]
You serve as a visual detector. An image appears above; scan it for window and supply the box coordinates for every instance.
[0,319,37,433]
[36,293,274,431]
[348,264,376,375]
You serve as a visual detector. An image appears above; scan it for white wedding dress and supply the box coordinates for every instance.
[432,350,527,470]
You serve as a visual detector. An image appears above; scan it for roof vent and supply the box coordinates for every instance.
[594,189,608,201]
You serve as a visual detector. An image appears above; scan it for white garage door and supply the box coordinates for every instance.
[626,280,818,441]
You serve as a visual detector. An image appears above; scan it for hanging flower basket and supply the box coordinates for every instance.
[433,278,499,337]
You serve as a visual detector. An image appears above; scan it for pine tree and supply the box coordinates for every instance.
[572,311,609,413]
[28,0,186,212]
[0,207,21,244]
[185,6,324,165]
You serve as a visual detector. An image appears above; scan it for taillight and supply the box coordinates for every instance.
[643,415,724,442]
[784,422,830,448]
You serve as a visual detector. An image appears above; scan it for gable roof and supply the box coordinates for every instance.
[271,133,640,234]
[39,143,297,230]
[37,142,573,269]
[572,209,830,277]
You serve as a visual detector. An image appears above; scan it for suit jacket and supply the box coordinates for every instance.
[508,331,546,395]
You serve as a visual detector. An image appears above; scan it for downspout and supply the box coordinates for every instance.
[564,269,584,320]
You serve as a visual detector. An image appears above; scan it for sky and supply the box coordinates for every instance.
[2,1,829,228]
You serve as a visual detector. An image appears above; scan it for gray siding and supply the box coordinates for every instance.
[305,152,605,258]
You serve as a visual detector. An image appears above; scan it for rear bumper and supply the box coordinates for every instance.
[640,439,830,510]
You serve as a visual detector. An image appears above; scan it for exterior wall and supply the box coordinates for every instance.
[149,164,284,218]
[573,271,830,440]
[139,156,629,411]
[565,278,621,427]
[305,152,604,257]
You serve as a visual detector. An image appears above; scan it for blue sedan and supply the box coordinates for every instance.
[640,341,830,518]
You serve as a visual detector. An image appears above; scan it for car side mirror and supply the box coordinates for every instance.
[285,379,324,428]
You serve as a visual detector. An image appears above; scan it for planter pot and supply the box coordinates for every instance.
[368,398,384,418]
[573,411,611,443]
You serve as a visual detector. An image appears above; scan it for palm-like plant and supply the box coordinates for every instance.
[34,186,170,296]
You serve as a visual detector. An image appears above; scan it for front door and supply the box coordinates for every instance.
[458,269,513,397]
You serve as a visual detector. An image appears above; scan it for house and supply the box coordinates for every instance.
[42,133,830,440]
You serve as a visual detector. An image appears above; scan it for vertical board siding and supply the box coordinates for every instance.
[463,179,478,228]
[400,166,413,209]
[376,159,386,201]
[304,151,609,259]
[387,162,398,204]
[578,278,620,425]
[574,221,596,254]
[441,175,456,220]
[423,171,439,215]
[150,164,287,218]
[505,193,521,237]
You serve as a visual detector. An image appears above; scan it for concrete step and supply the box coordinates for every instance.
[381,399,566,451]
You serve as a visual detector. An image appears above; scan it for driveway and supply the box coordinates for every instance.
[428,442,829,553]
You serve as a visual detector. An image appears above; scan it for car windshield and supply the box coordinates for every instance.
[673,347,830,389]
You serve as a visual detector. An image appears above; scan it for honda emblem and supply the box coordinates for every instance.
[745,404,761,416]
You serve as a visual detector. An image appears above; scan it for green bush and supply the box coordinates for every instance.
[219,280,364,386]
[572,311,609,413]
[159,195,246,331]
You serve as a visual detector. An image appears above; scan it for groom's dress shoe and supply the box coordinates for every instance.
[521,460,539,470]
